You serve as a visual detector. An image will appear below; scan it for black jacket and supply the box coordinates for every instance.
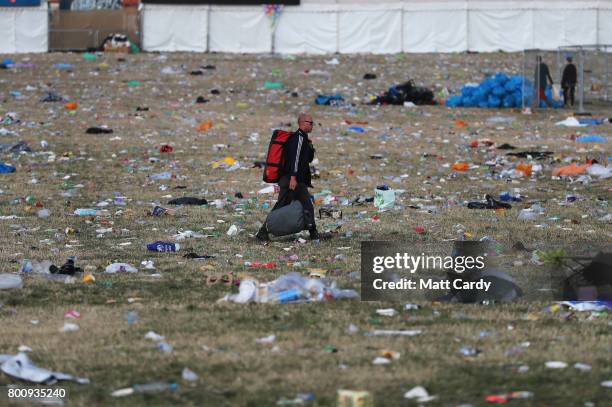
[282,129,315,187]
[562,64,577,87]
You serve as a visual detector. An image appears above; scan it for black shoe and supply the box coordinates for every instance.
[256,226,270,242]
[309,229,320,240]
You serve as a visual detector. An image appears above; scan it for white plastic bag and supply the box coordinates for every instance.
[374,188,395,210]
[552,84,562,101]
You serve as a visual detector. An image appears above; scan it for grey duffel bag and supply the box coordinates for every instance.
[266,200,308,236]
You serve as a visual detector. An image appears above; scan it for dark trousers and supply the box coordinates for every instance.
[563,85,575,106]
[270,175,316,231]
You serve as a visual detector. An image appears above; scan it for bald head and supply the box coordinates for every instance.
[298,113,313,133]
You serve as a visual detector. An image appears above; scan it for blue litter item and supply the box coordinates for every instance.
[74,208,98,216]
[462,86,476,96]
[578,118,604,126]
[492,86,505,96]
[347,126,365,133]
[488,95,501,108]
[315,94,344,105]
[54,63,74,70]
[388,85,400,98]
[146,241,180,252]
[0,163,16,173]
[2,58,14,66]
[447,72,537,108]
[499,192,522,202]
[445,95,462,107]
[577,134,607,143]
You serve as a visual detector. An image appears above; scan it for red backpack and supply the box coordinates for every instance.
[263,130,293,183]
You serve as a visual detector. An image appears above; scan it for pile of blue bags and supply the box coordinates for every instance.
[446,72,563,108]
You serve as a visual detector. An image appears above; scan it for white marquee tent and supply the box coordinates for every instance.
[2,0,612,54]
[0,0,48,54]
[142,0,612,54]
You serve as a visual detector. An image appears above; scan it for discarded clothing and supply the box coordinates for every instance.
[40,91,65,102]
[506,151,553,159]
[467,195,512,210]
[86,126,113,134]
[183,252,215,259]
[167,197,208,205]
[0,141,32,153]
[51,259,82,275]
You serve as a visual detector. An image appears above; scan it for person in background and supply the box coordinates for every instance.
[536,56,554,108]
[561,56,577,107]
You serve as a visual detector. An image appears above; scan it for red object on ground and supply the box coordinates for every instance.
[485,394,509,403]
[160,145,174,153]
[415,226,426,234]
[250,262,276,269]
[452,162,470,171]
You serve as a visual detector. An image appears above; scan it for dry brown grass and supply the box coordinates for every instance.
[0,51,610,406]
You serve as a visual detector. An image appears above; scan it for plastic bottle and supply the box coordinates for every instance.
[126,311,138,325]
[157,342,173,353]
[112,382,178,397]
[133,382,178,394]
[268,288,301,304]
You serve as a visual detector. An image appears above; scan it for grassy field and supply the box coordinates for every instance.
[0,52,611,406]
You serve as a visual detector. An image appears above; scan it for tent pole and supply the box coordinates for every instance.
[466,0,470,52]
[336,0,340,53]
[605,46,609,102]
[206,5,211,52]
[521,50,526,109]
[578,48,585,113]
[400,3,404,52]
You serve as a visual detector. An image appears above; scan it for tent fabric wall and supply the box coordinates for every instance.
[275,10,337,54]
[599,9,612,46]
[403,10,467,52]
[338,9,402,54]
[136,1,612,54]
[142,5,208,52]
[209,9,270,53]
[0,5,48,54]
[469,9,532,52]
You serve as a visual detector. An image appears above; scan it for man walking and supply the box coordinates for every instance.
[536,56,554,108]
[257,113,319,241]
[561,56,577,107]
